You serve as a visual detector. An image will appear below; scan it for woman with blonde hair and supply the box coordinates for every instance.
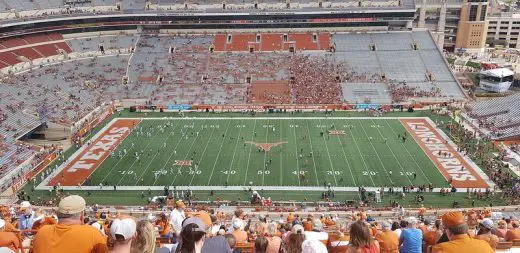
[265,222,282,253]
[346,221,380,253]
[131,220,156,253]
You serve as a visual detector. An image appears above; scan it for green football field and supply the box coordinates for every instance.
[86,117,450,189]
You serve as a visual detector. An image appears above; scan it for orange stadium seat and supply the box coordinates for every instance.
[496,241,513,251]
[236,242,254,253]
[13,48,42,60]
[22,34,51,44]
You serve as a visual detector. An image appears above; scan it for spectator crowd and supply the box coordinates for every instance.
[0,195,519,253]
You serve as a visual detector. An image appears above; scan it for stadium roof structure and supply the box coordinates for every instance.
[0,0,416,12]
[0,0,418,27]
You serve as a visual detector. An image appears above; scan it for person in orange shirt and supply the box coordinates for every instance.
[418,205,426,220]
[0,218,20,252]
[375,222,399,253]
[493,220,508,239]
[155,213,171,237]
[287,213,295,224]
[303,217,313,231]
[475,218,499,250]
[195,208,213,227]
[482,208,492,218]
[370,222,379,237]
[505,220,520,242]
[32,195,109,253]
[322,216,336,227]
[423,220,442,248]
[32,209,57,230]
[231,219,248,244]
[418,220,429,235]
[432,212,493,253]
[1,215,17,233]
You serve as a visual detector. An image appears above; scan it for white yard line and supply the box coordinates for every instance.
[136,123,180,185]
[38,185,485,192]
[292,119,301,187]
[331,120,357,187]
[304,120,320,186]
[343,119,376,187]
[116,127,160,185]
[370,119,414,185]
[98,133,138,184]
[279,121,284,186]
[112,121,166,186]
[124,148,161,186]
[226,119,245,184]
[243,119,257,186]
[107,125,162,185]
[206,120,232,185]
[262,119,270,187]
[357,120,395,186]
[318,118,338,186]
[188,120,218,186]
[169,119,208,186]
[383,120,432,185]
[147,120,183,185]
[47,116,474,190]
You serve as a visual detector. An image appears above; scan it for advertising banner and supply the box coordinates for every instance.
[167,104,192,110]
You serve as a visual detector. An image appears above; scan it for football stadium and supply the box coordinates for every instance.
[0,0,520,252]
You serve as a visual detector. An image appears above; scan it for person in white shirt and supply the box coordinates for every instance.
[304,219,328,242]
[169,200,186,239]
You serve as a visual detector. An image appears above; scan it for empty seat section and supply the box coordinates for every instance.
[54,42,72,53]
[33,44,58,57]
[0,61,9,68]
[0,52,21,65]
[47,33,64,41]
[23,34,51,44]
[13,48,42,60]
[1,38,28,48]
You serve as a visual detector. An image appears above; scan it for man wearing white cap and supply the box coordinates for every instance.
[110,218,137,253]
[0,218,20,252]
[231,219,248,244]
[475,218,499,250]
[18,201,35,230]
[32,195,109,253]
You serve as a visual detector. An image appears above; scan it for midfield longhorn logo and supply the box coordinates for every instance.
[246,141,287,152]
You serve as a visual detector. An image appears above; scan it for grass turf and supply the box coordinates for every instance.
[23,110,506,207]
[86,117,449,188]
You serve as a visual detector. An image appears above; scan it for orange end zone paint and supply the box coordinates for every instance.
[400,118,489,188]
[48,119,141,186]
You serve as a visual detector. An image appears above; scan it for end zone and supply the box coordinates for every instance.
[47,118,141,186]
[400,118,493,189]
